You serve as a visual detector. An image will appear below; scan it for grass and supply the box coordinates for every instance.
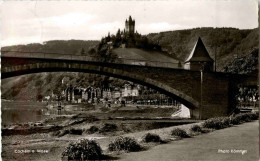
[99,123,118,133]
[108,136,142,152]
[112,48,178,64]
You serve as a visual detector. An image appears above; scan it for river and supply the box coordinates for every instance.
[2,100,70,125]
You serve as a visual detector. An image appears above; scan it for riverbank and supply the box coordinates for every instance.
[2,102,187,160]
[2,100,181,135]
[2,119,200,161]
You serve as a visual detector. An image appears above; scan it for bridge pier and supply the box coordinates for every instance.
[190,108,200,119]
[190,105,230,120]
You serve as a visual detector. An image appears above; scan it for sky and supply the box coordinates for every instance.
[0,0,258,46]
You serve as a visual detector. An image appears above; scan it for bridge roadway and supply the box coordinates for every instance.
[1,54,254,119]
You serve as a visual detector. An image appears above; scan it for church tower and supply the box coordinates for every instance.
[125,16,135,35]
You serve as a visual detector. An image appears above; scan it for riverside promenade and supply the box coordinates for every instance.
[119,121,259,161]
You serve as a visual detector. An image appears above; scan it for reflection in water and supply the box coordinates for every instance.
[2,107,69,125]
[2,101,94,125]
[3,109,44,125]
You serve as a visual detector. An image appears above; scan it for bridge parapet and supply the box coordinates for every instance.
[1,51,183,69]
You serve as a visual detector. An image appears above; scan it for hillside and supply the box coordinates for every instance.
[1,72,117,101]
[147,27,258,71]
[1,27,258,101]
[113,48,178,62]
[223,48,258,75]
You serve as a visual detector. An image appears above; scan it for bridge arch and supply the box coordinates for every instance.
[3,56,240,119]
[2,57,199,110]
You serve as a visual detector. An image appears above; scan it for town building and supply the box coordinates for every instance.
[121,82,139,97]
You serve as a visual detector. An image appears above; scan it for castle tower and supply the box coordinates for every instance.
[125,16,135,35]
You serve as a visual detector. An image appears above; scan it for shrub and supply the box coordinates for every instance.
[230,113,258,125]
[190,125,203,133]
[171,128,189,138]
[142,133,161,143]
[69,128,84,135]
[230,115,242,125]
[203,117,228,130]
[108,136,142,152]
[222,117,231,127]
[62,139,102,160]
[99,123,118,133]
[243,113,258,121]
[86,126,99,134]
[54,128,84,137]
[249,112,258,120]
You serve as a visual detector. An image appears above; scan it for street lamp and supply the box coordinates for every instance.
[214,45,217,72]
[199,62,206,120]
[211,45,219,72]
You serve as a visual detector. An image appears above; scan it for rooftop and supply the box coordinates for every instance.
[185,37,214,63]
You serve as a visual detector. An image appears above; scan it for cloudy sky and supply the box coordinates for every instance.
[1,0,258,46]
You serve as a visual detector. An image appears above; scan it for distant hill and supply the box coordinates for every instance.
[2,40,99,55]
[146,27,258,71]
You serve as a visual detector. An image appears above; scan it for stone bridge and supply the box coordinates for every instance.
[1,56,253,119]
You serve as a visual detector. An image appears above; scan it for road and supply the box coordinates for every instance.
[119,121,259,161]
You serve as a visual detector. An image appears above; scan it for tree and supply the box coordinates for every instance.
[88,48,96,55]
[80,48,86,55]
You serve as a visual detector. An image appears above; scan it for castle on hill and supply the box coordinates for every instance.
[102,15,160,50]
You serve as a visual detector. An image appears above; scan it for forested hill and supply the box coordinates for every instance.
[223,48,258,75]
[147,27,258,71]
[2,40,99,55]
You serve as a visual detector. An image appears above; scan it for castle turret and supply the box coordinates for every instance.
[125,15,135,35]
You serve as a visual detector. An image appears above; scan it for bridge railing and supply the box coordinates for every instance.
[1,50,185,69]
